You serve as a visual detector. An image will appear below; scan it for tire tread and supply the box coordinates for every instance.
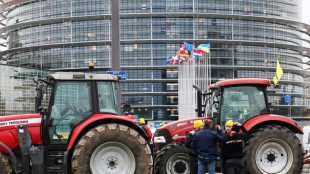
[71,123,153,174]
[244,125,303,174]
[0,151,11,174]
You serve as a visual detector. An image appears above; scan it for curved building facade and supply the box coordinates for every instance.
[1,0,310,120]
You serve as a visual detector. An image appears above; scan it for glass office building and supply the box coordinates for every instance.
[0,65,49,116]
[0,0,310,119]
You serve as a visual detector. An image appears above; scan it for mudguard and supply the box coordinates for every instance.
[243,114,303,134]
[67,114,142,150]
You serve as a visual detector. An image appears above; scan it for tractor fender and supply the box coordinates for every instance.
[243,114,303,134]
[67,114,146,150]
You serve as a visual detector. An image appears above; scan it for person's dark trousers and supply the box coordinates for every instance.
[189,155,198,174]
[222,158,226,174]
[226,158,245,174]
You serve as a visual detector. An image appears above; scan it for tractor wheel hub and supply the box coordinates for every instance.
[174,161,186,173]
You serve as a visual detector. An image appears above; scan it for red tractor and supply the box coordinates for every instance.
[0,72,153,174]
[153,78,304,174]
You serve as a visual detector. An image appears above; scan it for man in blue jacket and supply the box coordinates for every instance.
[192,119,224,174]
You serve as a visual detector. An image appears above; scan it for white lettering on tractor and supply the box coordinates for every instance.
[0,118,41,128]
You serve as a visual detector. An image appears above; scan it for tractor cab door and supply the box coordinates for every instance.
[41,80,120,172]
[47,81,93,145]
[218,85,268,128]
[45,80,119,145]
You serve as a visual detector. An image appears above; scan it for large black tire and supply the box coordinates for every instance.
[154,142,193,174]
[71,123,153,174]
[244,125,303,174]
[0,151,11,174]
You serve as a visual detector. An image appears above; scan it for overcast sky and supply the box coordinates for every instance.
[302,0,310,25]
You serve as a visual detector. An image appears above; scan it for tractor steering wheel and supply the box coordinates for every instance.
[65,102,79,113]
[60,101,79,118]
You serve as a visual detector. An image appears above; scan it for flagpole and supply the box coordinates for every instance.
[290,95,292,118]
[209,43,211,87]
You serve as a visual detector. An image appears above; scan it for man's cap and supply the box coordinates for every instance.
[225,120,233,127]
[139,118,145,124]
[194,120,204,129]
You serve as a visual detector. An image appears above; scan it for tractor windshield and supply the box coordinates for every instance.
[49,81,93,144]
[220,85,267,126]
[48,81,119,144]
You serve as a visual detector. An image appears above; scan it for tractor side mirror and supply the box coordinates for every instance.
[34,78,44,99]
[123,104,132,115]
[34,83,43,113]
[214,84,221,97]
[42,85,47,100]
[36,83,44,100]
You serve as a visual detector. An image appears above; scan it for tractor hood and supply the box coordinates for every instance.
[0,114,42,153]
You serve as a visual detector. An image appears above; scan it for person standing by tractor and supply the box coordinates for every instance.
[222,121,248,174]
[221,120,234,174]
[185,120,204,148]
[139,118,152,141]
[191,119,224,174]
[185,120,204,174]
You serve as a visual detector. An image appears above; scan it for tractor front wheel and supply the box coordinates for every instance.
[154,142,192,174]
[0,151,11,174]
[244,125,303,174]
[71,123,153,174]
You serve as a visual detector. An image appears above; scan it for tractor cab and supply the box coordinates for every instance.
[206,78,271,128]
[35,72,120,145]
[153,78,304,174]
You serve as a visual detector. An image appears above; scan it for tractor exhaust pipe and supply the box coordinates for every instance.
[193,84,202,117]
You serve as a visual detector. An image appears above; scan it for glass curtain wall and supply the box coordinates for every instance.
[0,65,49,116]
[1,0,310,119]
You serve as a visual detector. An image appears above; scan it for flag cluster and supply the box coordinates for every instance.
[167,42,210,65]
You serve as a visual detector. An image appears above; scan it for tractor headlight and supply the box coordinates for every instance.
[153,136,166,143]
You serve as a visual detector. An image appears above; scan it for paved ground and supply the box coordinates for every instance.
[205,165,310,174]
[303,164,310,173]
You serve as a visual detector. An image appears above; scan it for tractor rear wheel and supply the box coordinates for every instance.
[71,123,153,174]
[0,151,11,174]
[154,142,192,174]
[244,125,303,174]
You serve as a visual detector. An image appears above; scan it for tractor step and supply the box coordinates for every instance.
[45,150,67,174]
